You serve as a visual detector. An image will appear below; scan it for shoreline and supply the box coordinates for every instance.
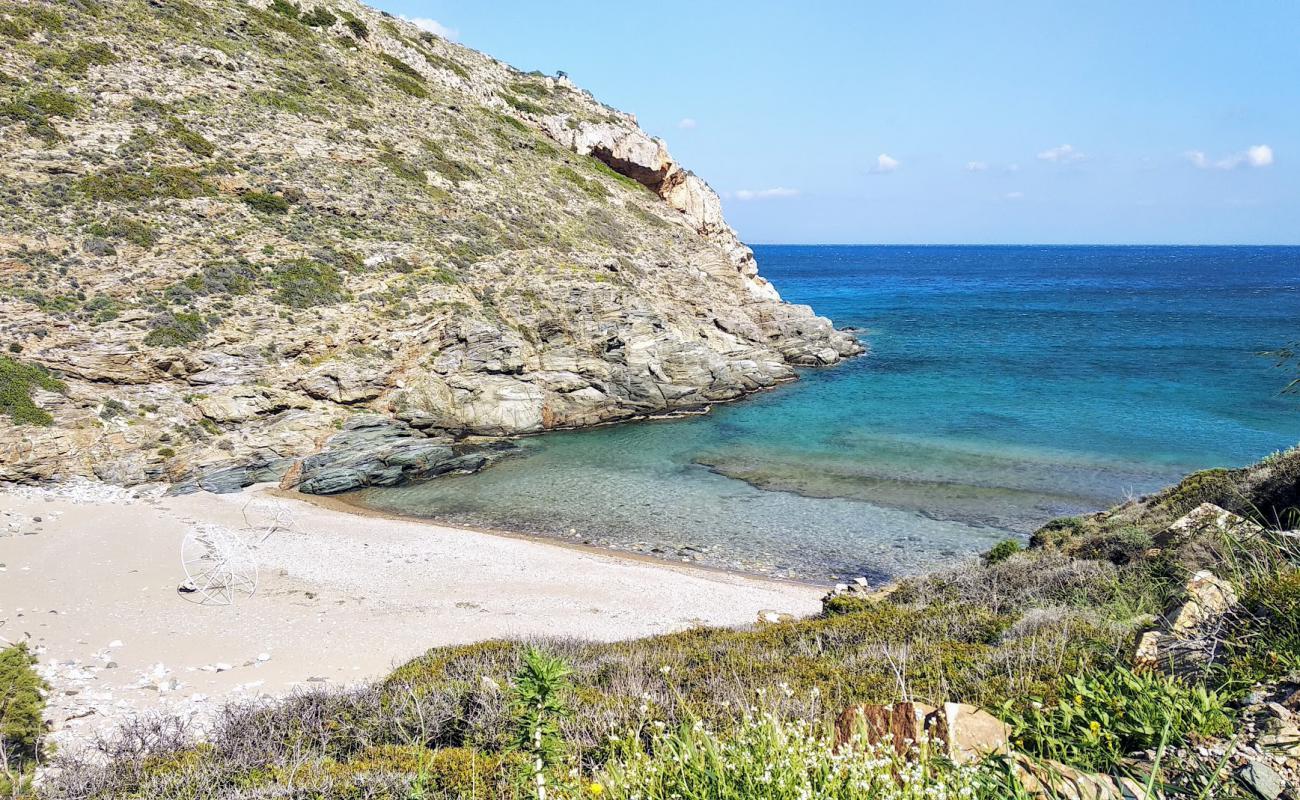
[302,487,828,591]
[0,481,826,752]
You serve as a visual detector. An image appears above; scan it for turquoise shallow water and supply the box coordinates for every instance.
[354,246,1300,581]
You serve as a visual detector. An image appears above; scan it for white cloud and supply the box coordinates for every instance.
[965,161,989,172]
[677,117,697,130]
[400,16,457,40]
[1037,144,1085,163]
[870,153,900,174]
[1187,144,1274,170]
[1004,191,1024,200]
[1248,144,1275,166]
[1006,163,1021,173]
[729,187,800,201]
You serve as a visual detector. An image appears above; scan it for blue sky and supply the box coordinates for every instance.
[372,1,1299,244]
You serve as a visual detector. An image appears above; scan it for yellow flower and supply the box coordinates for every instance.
[588,782,605,796]
[1074,695,1084,706]
[1088,721,1100,734]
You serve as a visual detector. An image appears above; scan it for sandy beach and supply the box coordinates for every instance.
[0,481,823,751]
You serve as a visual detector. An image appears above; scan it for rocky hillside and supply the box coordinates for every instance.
[0,0,860,491]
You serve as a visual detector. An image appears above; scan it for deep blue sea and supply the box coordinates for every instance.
[354,246,1300,582]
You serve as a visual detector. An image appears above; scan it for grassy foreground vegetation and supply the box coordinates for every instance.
[29,449,1300,798]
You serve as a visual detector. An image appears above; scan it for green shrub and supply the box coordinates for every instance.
[299,6,335,27]
[420,51,469,80]
[269,259,347,308]
[502,93,545,115]
[556,165,609,200]
[167,120,214,157]
[165,261,259,305]
[241,190,290,214]
[337,9,367,38]
[384,72,428,99]
[377,150,425,185]
[598,710,1005,800]
[88,215,160,248]
[983,539,1024,565]
[0,356,65,426]
[75,167,213,202]
[1076,526,1154,565]
[510,648,572,795]
[589,157,645,191]
[1000,665,1233,771]
[143,312,209,347]
[0,643,47,764]
[0,88,78,141]
[0,2,64,39]
[507,80,551,100]
[268,0,300,20]
[421,747,507,796]
[85,293,125,323]
[377,52,423,81]
[36,41,115,77]
[1219,566,1300,684]
[422,139,478,183]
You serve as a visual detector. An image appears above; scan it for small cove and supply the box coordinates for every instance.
[352,245,1300,581]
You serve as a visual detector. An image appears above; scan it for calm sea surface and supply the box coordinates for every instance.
[353,246,1300,581]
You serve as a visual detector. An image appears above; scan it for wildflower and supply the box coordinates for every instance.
[588,782,605,796]
[659,665,672,675]
[1089,720,1100,734]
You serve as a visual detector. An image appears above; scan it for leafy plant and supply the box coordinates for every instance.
[599,710,1006,800]
[144,312,210,347]
[241,190,290,215]
[984,539,1024,565]
[510,648,573,800]
[269,259,348,308]
[1,643,47,795]
[1000,665,1233,772]
[337,9,368,38]
[0,356,65,426]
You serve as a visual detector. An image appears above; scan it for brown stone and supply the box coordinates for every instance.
[277,459,303,491]
[833,701,1008,764]
[834,702,935,756]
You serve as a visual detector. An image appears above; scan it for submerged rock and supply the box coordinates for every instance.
[284,416,514,495]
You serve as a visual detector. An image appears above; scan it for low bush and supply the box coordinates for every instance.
[384,72,428,99]
[0,355,65,425]
[0,88,78,141]
[240,190,289,214]
[556,165,609,200]
[166,119,214,157]
[337,9,367,39]
[35,41,115,77]
[1217,564,1300,685]
[299,6,335,27]
[0,644,46,762]
[984,538,1024,565]
[143,312,209,347]
[75,167,213,202]
[269,258,348,308]
[1,643,47,796]
[1000,665,1234,771]
[87,216,160,248]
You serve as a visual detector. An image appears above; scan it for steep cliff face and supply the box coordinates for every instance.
[0,0,861,490]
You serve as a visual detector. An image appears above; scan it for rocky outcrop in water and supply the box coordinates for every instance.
[0,0,861,490]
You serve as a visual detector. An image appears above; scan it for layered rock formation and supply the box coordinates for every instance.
[0,0,861,491]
